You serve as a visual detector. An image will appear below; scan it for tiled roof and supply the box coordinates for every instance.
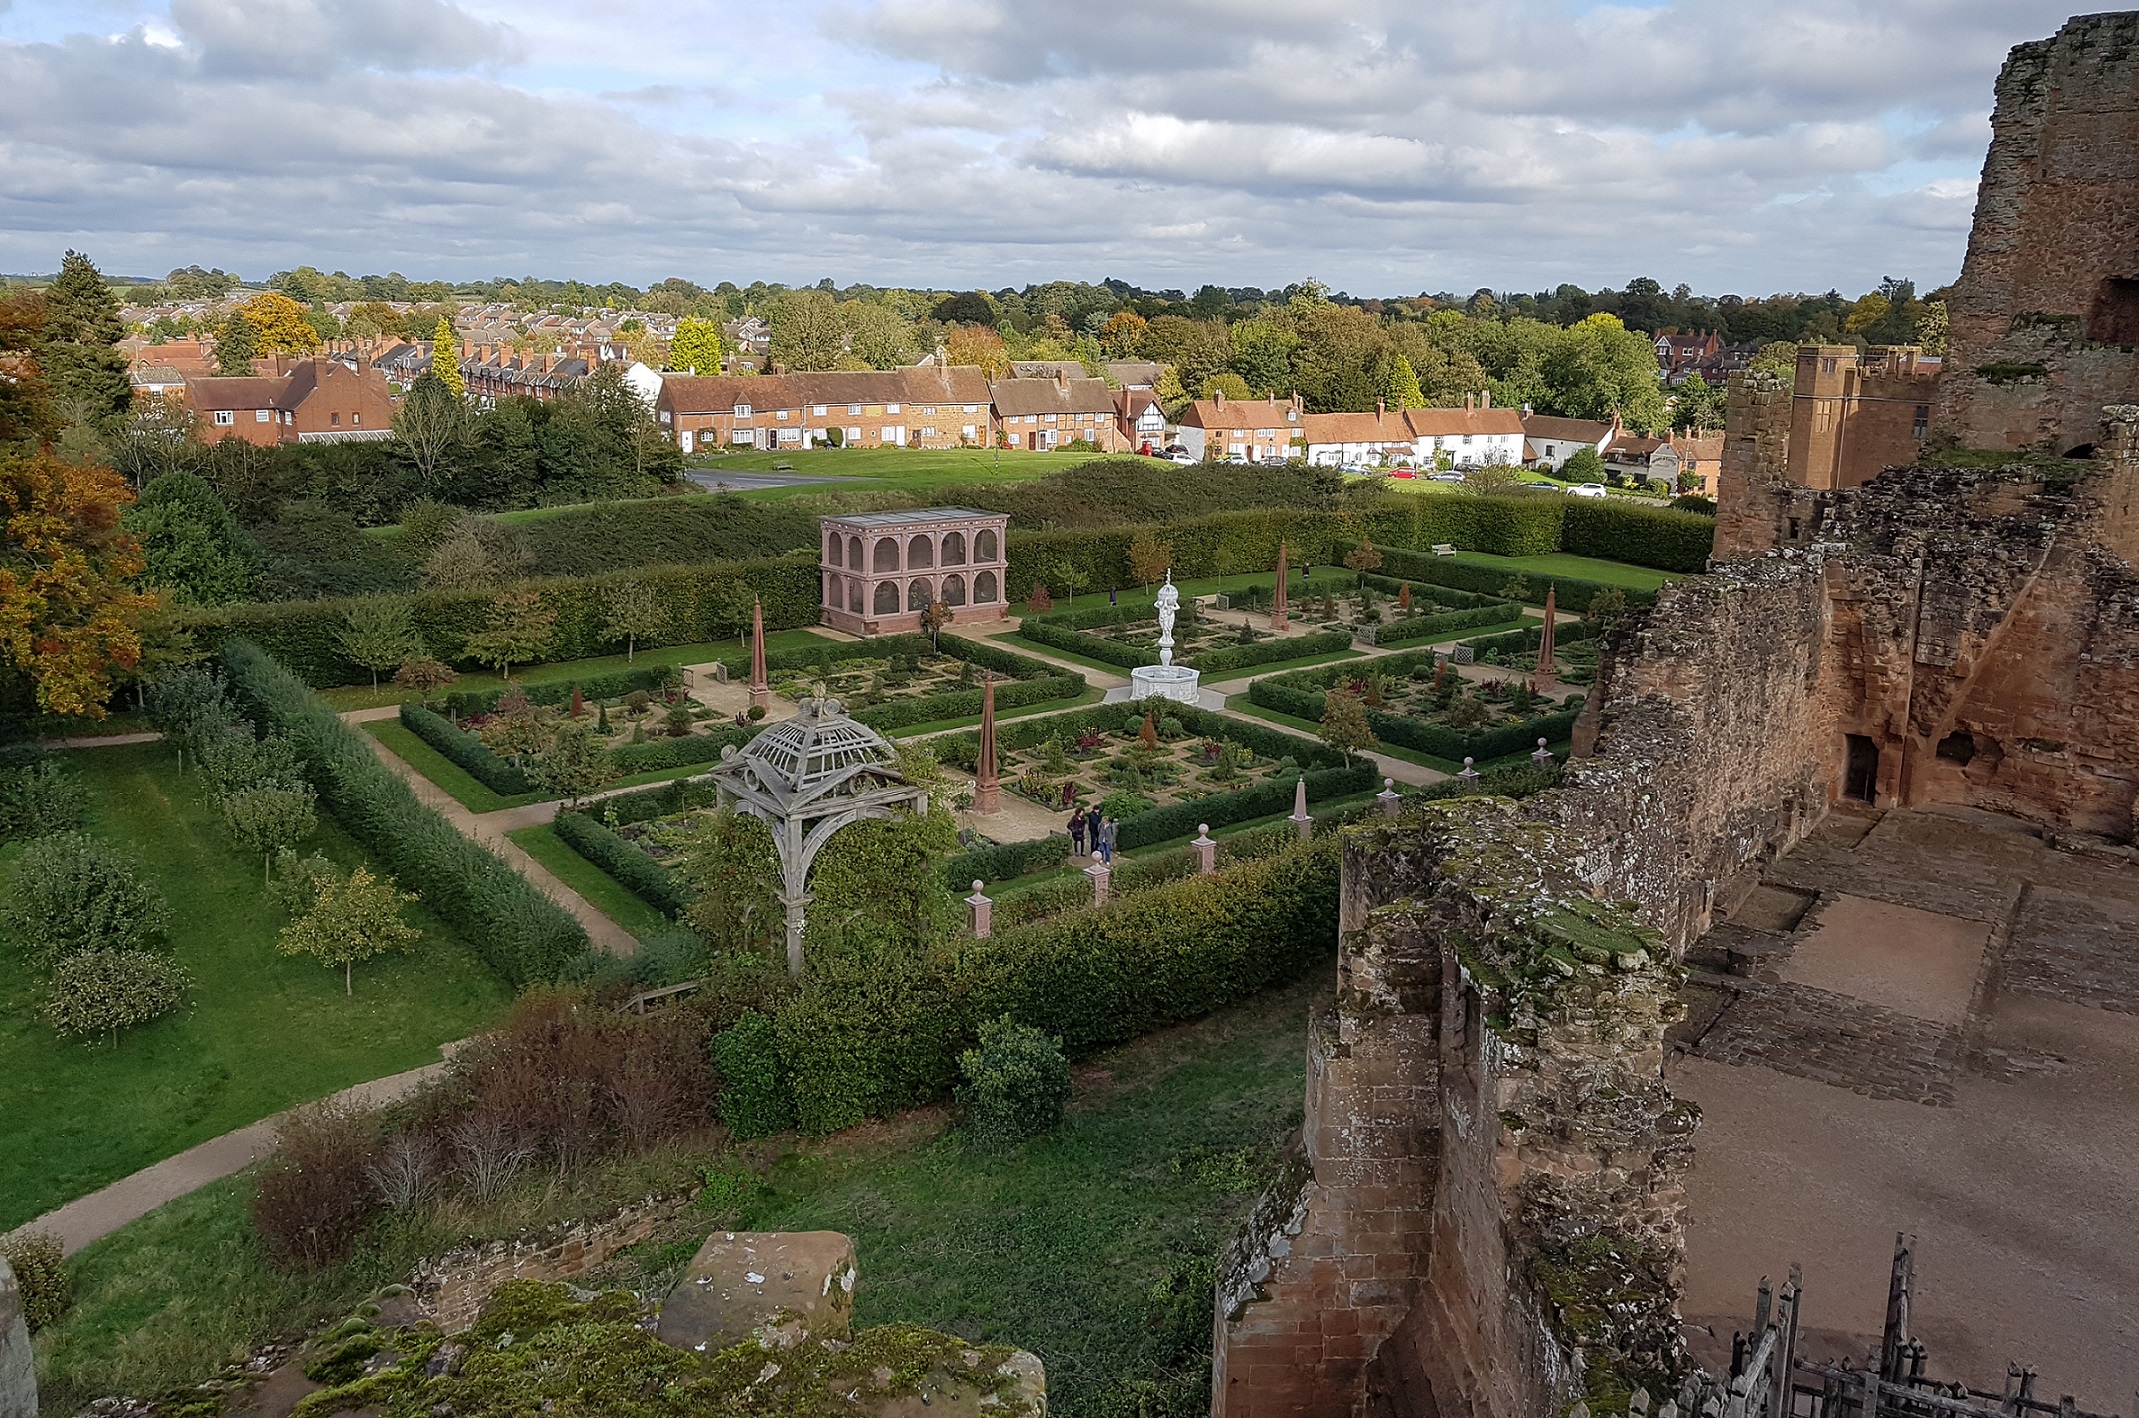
[988,376,1115,417]
[1404,407,1525,437]
[1301,410,1418,444]
[184,376,289,410]
[1520,413,1613,444]
[1181,398,1299,431]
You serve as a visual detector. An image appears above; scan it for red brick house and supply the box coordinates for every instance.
[657,367,996,453]
[989,371,1125,451]
[186,358,395,445]
[1177,392,1305,461]
[1116,388,1167,451]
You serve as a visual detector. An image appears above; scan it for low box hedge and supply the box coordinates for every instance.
[221,640,590,985]
[399,702,535,795]
[1457,620,1601,659]
[552,810,693,917]
[575,775,724,827]
[1188,630,1353,674]
[609,726,752,775]
[444,664,673,719]
[1370,602,1522,647]
[941,833,1072,891]
[1019,610,1349,675]
[852,669,1085,733]
[1248,655,1582,763]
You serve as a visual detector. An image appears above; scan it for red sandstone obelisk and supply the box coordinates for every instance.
[974,672,1001,813]
[1271,542,1291,632]
[749,596,770,711]
[1534,584,1558,684]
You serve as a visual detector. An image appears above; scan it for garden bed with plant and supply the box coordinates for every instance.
[1248,650,1587,763]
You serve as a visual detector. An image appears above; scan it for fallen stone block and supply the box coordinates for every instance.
[657,1230,858,1354]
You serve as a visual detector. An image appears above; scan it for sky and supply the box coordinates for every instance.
[0,0,2086,297]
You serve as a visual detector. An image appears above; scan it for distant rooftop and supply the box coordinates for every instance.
[823,506,1004,527]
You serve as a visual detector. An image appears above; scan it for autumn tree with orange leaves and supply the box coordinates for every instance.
[0,280,156,718]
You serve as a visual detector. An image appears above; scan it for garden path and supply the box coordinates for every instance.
[35,730,164,748]
[3,1047,461,1256]
[349,717,639,956]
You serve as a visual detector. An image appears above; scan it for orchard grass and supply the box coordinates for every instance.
[506,824,672,941]
[318,629,837,711]
[37,975,1321,1418]
[1434,549,1677,593]
[0,741,508,1232]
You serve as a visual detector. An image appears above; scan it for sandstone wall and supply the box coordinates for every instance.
[1938,13,2139,452]
[411,1192,692,1333]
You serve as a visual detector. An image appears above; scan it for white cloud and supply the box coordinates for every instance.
[0,0,2085,293]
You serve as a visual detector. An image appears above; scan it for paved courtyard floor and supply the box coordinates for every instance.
[1669,807,2139,1411]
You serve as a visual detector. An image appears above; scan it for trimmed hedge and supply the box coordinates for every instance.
[1370,602,1523,647]
[1248,654,1583,763]
[1370,545,1658,615]
[853,669,1085,733]
[1558,498,1715,573]
[398,702,535,796]
[1189,631,1353,674]
[181,553,822,688]
[552,810,692,917]
[443,664,673,719]
[706,630,1083,732]
[609,727,752,774]
[221,640,590,984]
[1018,608,1349,674]
[1458,619,1601,658]
[573,775,724,828]
[941,834,1073,891]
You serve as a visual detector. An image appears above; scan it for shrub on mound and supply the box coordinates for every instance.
[958,1016,1071,1149]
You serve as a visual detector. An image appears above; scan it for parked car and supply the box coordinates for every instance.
[1165,450,1197,466]
[1568,482,1610,498]
[1428,470,1464,483]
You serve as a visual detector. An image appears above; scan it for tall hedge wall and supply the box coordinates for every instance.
[221,640,591,984]
[1558,498,1715,573]
[182,553,822,688]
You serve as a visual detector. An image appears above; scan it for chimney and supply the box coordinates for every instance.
[1481,389,1490,410]
[1055,368,1068,392]
[1376,398,1386,418]
[1215,389,1225,410]
[460,338,472,359]
[1464,392,1473,412]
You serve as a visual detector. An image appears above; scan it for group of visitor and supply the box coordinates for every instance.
[1068,805,1119,863]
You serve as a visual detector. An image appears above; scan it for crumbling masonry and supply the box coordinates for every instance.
[1214,15,2139,1416]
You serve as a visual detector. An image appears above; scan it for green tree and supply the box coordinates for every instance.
[668,317,724,374]
[142,665,230,776]
[1384,354,1425,410]
[6,832,170,966]
[278,862,421,996]
[123,472,261,606]
[1128,529,1173,590]
[1198,371,1252,402]
[1670,372,1726,433]
[392,655,458,703]
[530,721,614,804]
[464,588,555,679]
[841,301,918,369]
[676,806,783,961]
[212,311,257,376]
[601,580,668,662]
[957,1015,1071,1149]
[106,399,201,489]
[1560,446,1606,484]
[337,601,423,688]
[394,371,469,494]
[1749,340,1798,380]
[768,290,845,371]
[39,251,131,428]
[219,782,318,882]
[43,948,190,1045]
[237,293,322,355]
[429,315,465,396]
[804,809,961,960]
[1319,688,1377,757]
[917,598,953,651]
[1539,313,1668,432]
[1053,561,1089,608]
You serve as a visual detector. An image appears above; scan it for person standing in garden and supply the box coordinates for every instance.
[1098,815,1118,864]
[1069,805,1089,857]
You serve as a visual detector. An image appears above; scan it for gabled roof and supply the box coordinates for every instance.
[1520,413,1613,444]
[1404,407,1525,437]
[185,376,289,411]
[1106,361,1163,388]
[1300,410,1418,445]
[989,376,1115,417]
[1181,397,1299,431]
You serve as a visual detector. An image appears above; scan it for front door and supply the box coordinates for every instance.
[1844,734,1879,803]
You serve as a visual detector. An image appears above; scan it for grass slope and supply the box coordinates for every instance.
[507,824,672,941]
[1437,549,1677,592]
[691,447,1103,498]
[37,977,1319,1416]
[0,742,509,1231]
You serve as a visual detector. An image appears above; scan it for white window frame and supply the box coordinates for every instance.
[213,409,234,426]
[255,408,272,423]
[813,405,827,416]
[886,402,901,414]
[777,409,789,421]
[736,403,753,418]
[849,404,862,415]
[964,404,978,414]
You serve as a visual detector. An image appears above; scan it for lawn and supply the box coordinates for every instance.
[319,630,836,711]
[35,975,1321,1416]
[508,824,673,941]
[1438,549,1678,592]
[0,741,510,1232]
[362,720,740,816]
[689,446,1107,499]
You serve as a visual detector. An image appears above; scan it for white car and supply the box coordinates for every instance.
[1568,483,1610,498]
[1164,450,1197,466]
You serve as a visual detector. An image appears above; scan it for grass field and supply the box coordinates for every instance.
[689,446,1107,499]
[35,975,1321,1416]
[0,742,509,1232]
[318,629,835,711]
[1438,549,1678,592]
[508,824,672,940]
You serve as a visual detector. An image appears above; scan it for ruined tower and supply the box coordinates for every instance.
[1938,12,2139,452]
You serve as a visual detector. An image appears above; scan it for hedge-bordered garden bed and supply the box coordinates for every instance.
[1248,650,1583,763]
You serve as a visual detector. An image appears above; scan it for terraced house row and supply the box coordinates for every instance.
[655,366,1137,453]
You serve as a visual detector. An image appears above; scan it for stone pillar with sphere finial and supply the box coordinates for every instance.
[1377,777,1401,816]
[1290,775,1313,840]
[749,596,771,712]
[974,672,1001,813]
[966,881,993,939]
[1533,738,1554,767]
[1193,824,1217,875]
[1084,851,1111,905]
[1272,541,1291,632]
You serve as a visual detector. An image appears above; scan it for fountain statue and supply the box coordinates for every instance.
[1129,572,1203,705]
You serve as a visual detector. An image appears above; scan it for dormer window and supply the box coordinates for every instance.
[736,403,753,418]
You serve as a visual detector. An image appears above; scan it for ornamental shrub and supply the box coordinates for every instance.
[939,833,1071,892]
[0,1232,70,1331]
[553,810,692,917]
[248,1103,383,1271]
[6,833,170,966]
[958,1016,1071,1149]
[43,948,191,1043]
[0,756,85,841]
[710,1009,794,1140]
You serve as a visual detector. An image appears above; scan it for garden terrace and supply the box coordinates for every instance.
[1017,599,1354,675]
[1368,543,1667,614]
[1246,651,1586,766]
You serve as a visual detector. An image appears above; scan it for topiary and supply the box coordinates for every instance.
[712,1009,795,1141]
[957,1015,1070,1149]
[0,1232,71,1332]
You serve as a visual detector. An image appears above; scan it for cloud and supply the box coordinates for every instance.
[0,0,2083,293]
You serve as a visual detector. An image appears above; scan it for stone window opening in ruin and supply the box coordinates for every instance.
[2085,276,2139,346]
[1937,731,1977,765]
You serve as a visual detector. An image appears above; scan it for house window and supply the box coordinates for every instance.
[1462,434,1473,445]
[1914,405,1930,440]
[1045,414,1058,425]
[352,414,361,425]
[813,405,827,416]
[922,427,937,438]
[847,426,862,441]
[964,404,978,414]
[887,403,901,414]
[736,403,753,418]
[962,425,977,438]
[777,410,789,421]
[331,412,340,426]
[256,409,272,423]
[849,404,862,415]
[213,410,234,426]
[924,406,937,415]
